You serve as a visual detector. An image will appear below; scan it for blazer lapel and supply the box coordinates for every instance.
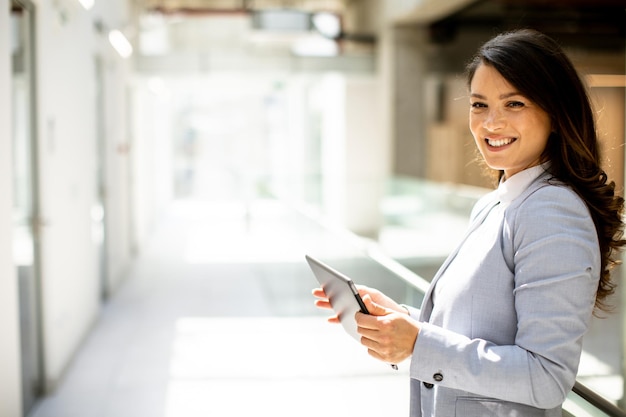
[418,195,501,321]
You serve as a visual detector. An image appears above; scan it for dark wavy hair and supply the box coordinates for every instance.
[465,29,625,314]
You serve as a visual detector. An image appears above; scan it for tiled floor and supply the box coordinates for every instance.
[28,200,409,417]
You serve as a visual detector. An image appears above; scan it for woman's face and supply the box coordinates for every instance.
[469,63,552,180]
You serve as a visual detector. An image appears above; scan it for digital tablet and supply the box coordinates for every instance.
[305,254,368,341]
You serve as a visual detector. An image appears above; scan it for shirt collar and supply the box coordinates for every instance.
[497,163,550,206]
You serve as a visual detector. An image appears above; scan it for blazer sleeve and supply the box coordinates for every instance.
[409,185,600,409]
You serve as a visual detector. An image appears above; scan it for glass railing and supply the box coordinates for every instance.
[280,174,625,416]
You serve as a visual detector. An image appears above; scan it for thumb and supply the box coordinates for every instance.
[362,294,391,317]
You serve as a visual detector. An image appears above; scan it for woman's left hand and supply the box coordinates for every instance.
[356,295,420,365]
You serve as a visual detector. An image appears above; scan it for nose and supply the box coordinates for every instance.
[483,108,506,131]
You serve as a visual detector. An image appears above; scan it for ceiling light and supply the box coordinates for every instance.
[77,0,95,10]
[108,29,133,58]
[252,9,311,32]
[312,12,341,39]
[291,35,338,57]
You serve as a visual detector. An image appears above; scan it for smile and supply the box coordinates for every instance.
[486,137,516,147]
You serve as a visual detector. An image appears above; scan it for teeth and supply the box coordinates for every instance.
[487,137,514,147]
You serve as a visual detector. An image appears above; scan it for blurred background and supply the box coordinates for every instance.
[1,0,625,416]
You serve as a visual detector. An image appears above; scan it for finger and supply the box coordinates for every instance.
[359,334,378,351]
[311,288,327,298]
[357,326,380,341]
[359,335,388,361]
[314,299,333,310]
[362,335,397,363]
[367,348,385,362]
[355,311,382,331]
[362,295,391,317]
[356,313,380,335]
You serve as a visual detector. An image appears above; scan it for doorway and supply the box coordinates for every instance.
[11,0,44,414]
[94,55,108,300]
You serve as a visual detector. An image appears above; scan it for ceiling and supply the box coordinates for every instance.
[426,0,626,49]
[135,0,626,42]
[132,0,625,61]
[137,0,349,14]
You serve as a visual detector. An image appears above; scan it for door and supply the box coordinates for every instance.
[94,55,108,300]
[11,0,44,414]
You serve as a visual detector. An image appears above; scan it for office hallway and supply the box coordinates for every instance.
[28,199,409,417]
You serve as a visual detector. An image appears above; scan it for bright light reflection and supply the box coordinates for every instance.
[312,12,341,39]
[77,0,94,10]
[291,34,338,57]
[108,29,133,58]
[183,201,308,264]
[164,317,408,417]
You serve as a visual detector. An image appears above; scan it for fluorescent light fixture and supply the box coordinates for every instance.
[312,12,341,39]
[108,29,133,58]
[251,9,311,31]
[291,34,338,57]
[77,0,95,10]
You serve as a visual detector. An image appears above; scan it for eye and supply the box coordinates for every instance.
[470,102,487,109]
[507,101,525,108]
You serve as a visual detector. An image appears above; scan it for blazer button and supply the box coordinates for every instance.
[423,382,434,389]
[433,372,443,382]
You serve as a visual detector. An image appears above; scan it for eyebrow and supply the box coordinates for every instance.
[470,92,523,100]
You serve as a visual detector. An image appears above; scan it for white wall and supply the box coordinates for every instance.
[36,3,99,388]
[0,2,25,416]
[132,79,173,251]
[101,46,134,293]
[32,0,134,390]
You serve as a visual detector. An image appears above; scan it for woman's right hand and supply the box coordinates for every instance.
[355,286,407,315]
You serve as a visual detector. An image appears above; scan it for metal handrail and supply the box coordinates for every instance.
[572,381,626,417]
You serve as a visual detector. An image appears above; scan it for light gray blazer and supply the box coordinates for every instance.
[406,170,600,417]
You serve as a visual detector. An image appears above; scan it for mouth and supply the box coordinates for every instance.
[485,137,516,148]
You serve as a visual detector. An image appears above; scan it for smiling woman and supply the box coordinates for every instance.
[469,64,552,180]
[465,29,626,314]
[314,28,626,417]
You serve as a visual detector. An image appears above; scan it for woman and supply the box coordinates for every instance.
[313,29,625,416]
